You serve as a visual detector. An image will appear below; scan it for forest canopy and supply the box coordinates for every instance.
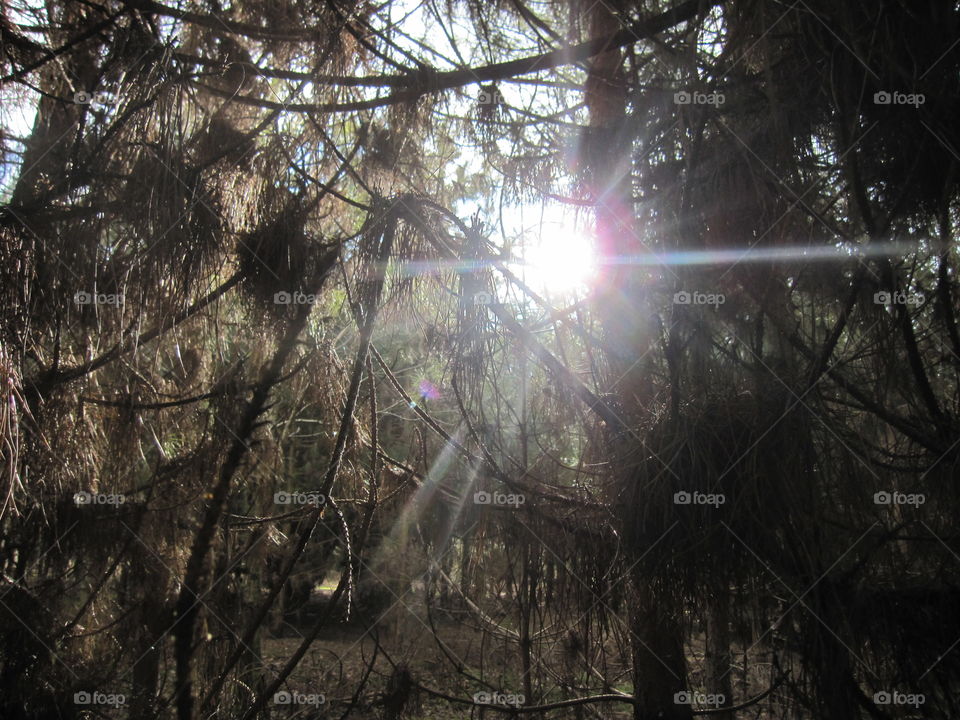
[1,0,959,718]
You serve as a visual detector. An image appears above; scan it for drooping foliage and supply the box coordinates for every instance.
[1,1,959,719]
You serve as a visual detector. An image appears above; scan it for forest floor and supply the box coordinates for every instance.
[257,590,778,719]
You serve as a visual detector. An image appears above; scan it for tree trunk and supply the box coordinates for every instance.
[518,537,536,713]
[10,4,98,207]
[630,593,692,720]
[705,590,733,719]
[580,1,688,716]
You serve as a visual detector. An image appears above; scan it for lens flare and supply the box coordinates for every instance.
[516,218,598,296]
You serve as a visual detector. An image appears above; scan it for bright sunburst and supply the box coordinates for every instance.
[514,210,598,296]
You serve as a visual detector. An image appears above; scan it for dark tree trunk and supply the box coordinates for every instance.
[630,591,692,720]
[705,590,733,719]
[580,1,688,716]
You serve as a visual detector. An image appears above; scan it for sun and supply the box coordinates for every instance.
[513,210,598,296]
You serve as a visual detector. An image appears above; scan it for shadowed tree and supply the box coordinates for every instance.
[1,1,959,719]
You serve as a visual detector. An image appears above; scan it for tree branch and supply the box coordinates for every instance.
[191,0,720,114]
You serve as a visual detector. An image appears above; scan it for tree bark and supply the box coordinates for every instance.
[630,593,692,720]
[580,2,690,717]
[705,590,733,719]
